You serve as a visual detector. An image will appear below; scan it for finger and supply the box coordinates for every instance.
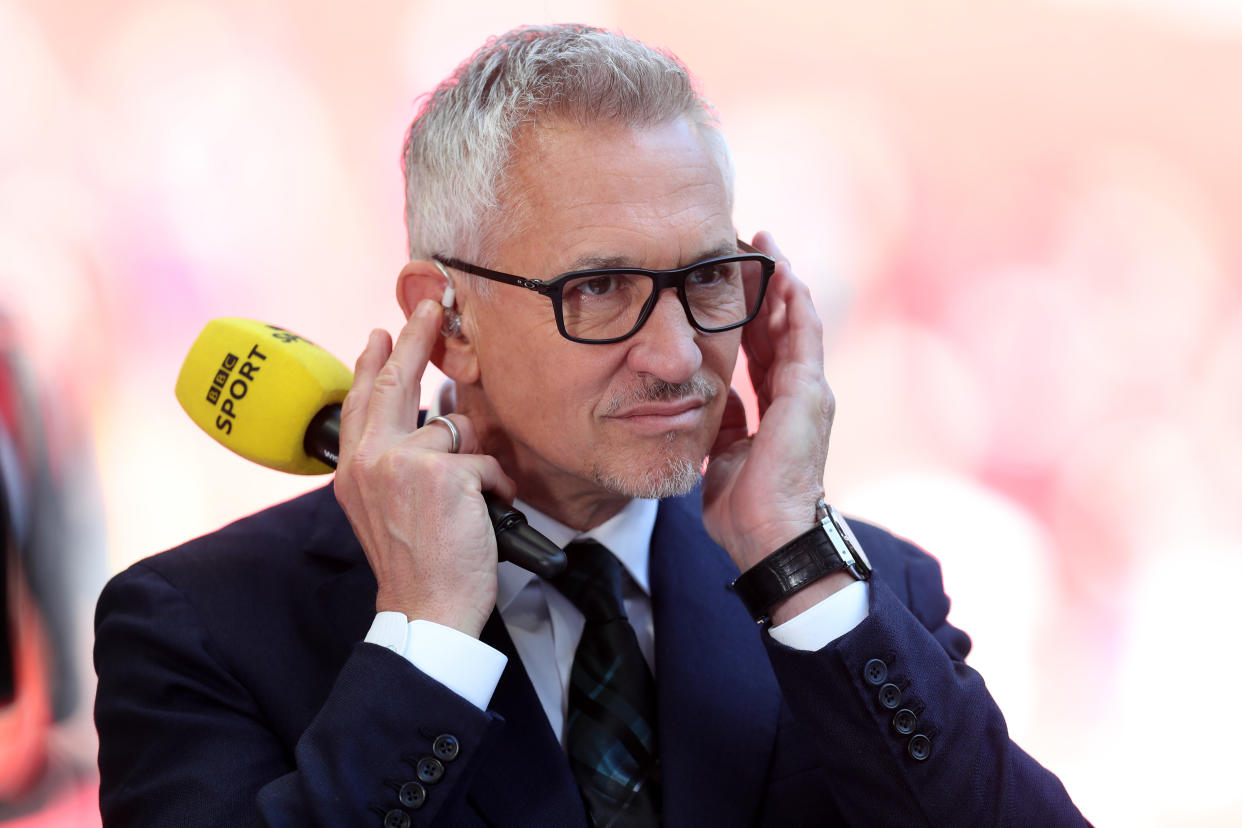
[742,246,826,414]
[365,299,443,437]
[742,262,789,409]
[428,452,519,506]
[473,454,518,504]
[753,273,831,451]
[416,413,480,457]
[773,267,825,374]
[339,328,393,460]
[409,414,516,501]
[419,417,516,501]
[750,230,790,266]
[709,388,750,459]
[746,231,787,376]
[752,288,826,423]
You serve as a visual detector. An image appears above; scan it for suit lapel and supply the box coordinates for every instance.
[651,494,782,828]
[305,484,380,665]
[467,614,588,826]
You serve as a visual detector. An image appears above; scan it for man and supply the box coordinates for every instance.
[94,24,1086,826]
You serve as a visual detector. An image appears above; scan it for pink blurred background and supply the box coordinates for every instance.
[2,0,1239,824]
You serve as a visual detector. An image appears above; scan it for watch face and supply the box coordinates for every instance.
[829,505,873,578]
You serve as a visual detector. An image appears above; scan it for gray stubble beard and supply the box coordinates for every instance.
[591,431,705,500]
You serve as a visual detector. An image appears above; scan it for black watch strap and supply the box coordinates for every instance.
[729,503,872,624]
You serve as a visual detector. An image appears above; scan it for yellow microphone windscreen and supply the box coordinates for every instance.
[175,319,352,474]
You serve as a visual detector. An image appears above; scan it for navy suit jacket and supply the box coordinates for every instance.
[94,484,1086,826]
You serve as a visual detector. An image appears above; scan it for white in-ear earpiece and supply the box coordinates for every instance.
[432,261,462,338]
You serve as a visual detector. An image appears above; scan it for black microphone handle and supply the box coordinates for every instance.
[303,404,566,578]
[304,404,341,468]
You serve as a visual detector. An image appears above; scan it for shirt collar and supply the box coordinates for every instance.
[496,497,658,614]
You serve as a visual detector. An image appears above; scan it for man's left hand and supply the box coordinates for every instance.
[702,232,851,620]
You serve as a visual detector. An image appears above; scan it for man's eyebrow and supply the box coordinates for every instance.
[563,253,633,271]
[561,242,739,273]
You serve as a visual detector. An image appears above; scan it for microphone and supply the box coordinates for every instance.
[175,318,566,578]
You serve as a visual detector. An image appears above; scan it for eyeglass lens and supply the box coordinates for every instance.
[559,258,766,341]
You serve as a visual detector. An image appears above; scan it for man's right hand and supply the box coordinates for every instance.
[334,299,516,639]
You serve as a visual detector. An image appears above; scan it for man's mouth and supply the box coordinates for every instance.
[611,398,705,419]
[600,376,719,434]
[606,398,709,434]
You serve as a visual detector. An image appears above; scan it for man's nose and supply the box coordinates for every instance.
[624,288,702,383]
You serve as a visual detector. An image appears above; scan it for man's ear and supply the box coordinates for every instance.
[395,260,480,383]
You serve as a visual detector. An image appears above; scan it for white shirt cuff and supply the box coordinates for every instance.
[768,580,870,651]
[365,611,508,710]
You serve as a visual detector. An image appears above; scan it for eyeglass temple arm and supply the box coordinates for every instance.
[433,257,552,295]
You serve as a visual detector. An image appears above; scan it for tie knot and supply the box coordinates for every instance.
[553,539,628,623]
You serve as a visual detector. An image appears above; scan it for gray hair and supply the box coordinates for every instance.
[401,24,733,274]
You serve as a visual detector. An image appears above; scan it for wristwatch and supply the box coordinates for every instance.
[729,499,872,624]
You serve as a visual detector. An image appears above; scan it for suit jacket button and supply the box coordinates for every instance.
[433,733,460,762]
[417,756,445,784]
[399,781,427,809]
[863,659,888,686]
[878,683,902,709]
[909,733,932,761]
[383,809,411,828]
[893,708,917,735]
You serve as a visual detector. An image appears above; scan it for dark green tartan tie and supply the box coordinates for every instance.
[552,539,661,828]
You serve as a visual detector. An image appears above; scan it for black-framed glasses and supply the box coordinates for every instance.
[434,240,776,344]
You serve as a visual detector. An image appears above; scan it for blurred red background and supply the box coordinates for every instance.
[1,0,1238,824]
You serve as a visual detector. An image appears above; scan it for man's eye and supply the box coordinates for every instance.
[688,264,731,286]
[574,275,617,296]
